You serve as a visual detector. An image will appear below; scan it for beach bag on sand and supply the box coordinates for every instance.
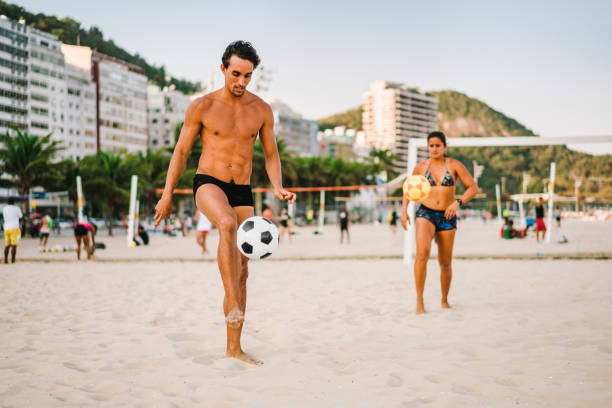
[94,242,106,249]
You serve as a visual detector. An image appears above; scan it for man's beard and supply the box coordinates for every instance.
[231,88,245,97]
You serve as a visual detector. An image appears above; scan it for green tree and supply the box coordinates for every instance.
[0,129,64,214]
[79,151,142,236]
[135,149,171,215]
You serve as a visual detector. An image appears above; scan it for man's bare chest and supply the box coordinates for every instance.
[201,105,263,139]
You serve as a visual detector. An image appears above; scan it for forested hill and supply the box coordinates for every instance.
[433,90,536,137]
[318,106,363,131]
[0,1,200,94]
[317,91,612,199]
[435,91,611,198]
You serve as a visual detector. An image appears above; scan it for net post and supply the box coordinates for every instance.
[403,139,417,264]
[546,162,556,243]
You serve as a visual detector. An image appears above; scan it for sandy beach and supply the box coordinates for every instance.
[1,220,611,407]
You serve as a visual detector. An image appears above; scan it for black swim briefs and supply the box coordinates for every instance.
[193,174,254,207]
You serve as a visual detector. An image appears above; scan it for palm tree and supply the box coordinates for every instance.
[0,129,64,214]
[79,151,142,236]
[135,149,171,214]
[251,138,296,188]
[368,148,399,178]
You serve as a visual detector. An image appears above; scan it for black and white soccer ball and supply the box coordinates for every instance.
[237,216,279,260]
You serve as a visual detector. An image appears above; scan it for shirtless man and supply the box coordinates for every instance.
[154,41,295,365]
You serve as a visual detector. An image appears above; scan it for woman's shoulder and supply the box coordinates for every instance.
[446,157,466,170]
[414,160,429,173]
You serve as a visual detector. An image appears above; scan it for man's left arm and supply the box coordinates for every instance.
[259,103,296,203]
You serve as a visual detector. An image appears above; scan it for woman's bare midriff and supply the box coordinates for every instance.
[420,186,455,211]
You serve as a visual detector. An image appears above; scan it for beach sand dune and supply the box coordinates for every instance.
[1,258,611,407]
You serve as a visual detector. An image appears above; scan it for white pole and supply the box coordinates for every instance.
[317,190,325,234]
[495,184,502,228]
[127,175,138,247]
[546,162,556,244]
[135,199,140,230]
[518,198,526,229]
[288,201,295,220]
[76,175,84,223]
[403,139,418,264]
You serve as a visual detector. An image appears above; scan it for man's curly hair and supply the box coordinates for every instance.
[222,41,260,69]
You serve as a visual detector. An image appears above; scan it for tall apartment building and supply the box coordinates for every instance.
[269,98,318,157]
[28,27,66,148]
[64,63,97,159]
[362,80,437,170]
[147,84,191,149]
[0,16,28,135]
[62,44,148,154]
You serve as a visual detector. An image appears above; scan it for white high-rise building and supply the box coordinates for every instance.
[64,64,96,160]
[0,16,28,135]
[27,27,66,149]
[62,44,148,154]
[268,98,318,157]
[362,80,437,170]
[147,84,191,149]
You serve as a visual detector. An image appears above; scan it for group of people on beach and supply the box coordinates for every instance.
[3,40,544,366]
[148,41,481,364]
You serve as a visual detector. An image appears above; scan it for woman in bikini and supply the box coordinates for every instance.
[401,131,479,314]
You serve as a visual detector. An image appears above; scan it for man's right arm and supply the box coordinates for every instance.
[154,99,204,226]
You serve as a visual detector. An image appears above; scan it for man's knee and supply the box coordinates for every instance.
[218,214,237,234]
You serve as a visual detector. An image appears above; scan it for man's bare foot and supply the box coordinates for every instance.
[416,301,426,314]
[226,349,263,365]
[441,300,451,309]
[226,307,244,328]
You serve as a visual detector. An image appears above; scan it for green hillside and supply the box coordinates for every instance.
[0,1,200,94]
[318,106,363,131]
[433,90,536,137]
[318,91,612,199]
[434,91,612,198]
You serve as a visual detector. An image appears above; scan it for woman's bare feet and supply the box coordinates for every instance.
[226,307,244,328]
[226,349,263,365]
[441,299,451,309]
[416,300,426,314]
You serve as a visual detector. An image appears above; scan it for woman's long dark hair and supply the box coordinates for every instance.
[427,131,448,157]
[427,131,446,146]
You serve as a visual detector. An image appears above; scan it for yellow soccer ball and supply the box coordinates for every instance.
[403,175,431,202]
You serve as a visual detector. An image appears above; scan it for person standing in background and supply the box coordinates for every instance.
[338,203,350,244]
[535,197,547,242]
[195,210,212,254]
[3,198,22,264]
[39,213,51,248]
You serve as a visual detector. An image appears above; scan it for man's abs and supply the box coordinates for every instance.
[197,131,257,184]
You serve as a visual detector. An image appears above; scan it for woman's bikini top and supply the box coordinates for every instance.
[424,159,455,187]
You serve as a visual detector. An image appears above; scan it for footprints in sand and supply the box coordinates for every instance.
[387,372,403,387]
[400,398,431,407]
[451,383,472,395]
[62,362,89,373]
[424,374,441,384]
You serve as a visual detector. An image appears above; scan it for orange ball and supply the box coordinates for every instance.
[403,175,431,202]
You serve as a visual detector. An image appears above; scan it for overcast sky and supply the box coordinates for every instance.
[16,0,612,153]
